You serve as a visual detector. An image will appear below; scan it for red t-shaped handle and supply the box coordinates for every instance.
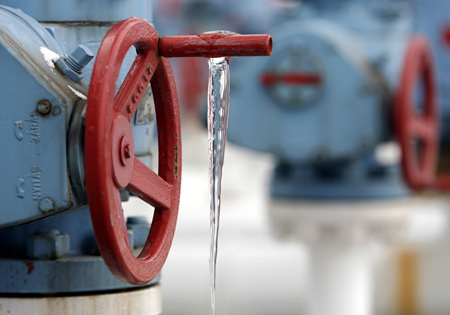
[159,33,273,58]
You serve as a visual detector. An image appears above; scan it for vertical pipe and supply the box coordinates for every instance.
[307,228,373,315]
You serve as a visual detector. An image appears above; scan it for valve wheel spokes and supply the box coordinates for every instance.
[395,36,438,190]
[85,18,181,285]
[126,159,173,210]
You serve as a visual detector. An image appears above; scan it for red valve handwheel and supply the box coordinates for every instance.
[394,36,438,191]
[85,18,181,285]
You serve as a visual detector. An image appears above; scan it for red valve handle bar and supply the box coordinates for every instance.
[159,33,273,58]
[260,72,322,86]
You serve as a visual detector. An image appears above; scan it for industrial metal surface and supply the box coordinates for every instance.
[0,0,152,22]
[0,284,162,315]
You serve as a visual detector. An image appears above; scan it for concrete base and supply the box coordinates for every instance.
[0,285,162,315]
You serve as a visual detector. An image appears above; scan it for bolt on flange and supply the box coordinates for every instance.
[39,197,55,213]
[26,229,70,260]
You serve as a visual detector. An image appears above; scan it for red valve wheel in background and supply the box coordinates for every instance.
[85,18,181,285]
[394,36,438,191]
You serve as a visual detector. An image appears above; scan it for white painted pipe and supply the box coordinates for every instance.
[307,229,373,315]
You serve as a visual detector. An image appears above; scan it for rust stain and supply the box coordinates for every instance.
[397,251,418,315]
[26,261,35,275]
[174,142,179,178]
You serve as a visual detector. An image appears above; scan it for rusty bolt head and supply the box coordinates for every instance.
[37,100,52,115]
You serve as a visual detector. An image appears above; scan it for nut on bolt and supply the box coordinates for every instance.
[26,229,70,260]
[37,100,52,115]
[55,44,94,84]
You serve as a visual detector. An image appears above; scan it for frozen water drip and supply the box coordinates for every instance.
[207,55,231,315]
